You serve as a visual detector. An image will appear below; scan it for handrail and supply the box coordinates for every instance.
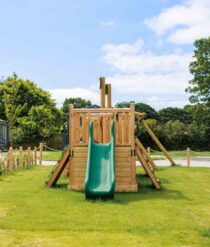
[73,108,131,113]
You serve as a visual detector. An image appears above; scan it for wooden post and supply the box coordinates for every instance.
[68,104,74,185]
[187,147,190,167]
[130,103,137,190]
[107,84,112,108]
[100,77,105,108]
[27,147,31,167]
[19,146,23,168]
[9,147,13,175]
[142,119,176,166]
[34,146,37,165]
[39,143,43,165]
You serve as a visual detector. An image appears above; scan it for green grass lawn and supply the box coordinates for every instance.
[0,166,210,246]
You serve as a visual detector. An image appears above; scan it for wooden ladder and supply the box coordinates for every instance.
[135,138,160,189]
[45,148,70,187]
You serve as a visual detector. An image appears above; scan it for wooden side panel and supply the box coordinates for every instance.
[69,146,137,192]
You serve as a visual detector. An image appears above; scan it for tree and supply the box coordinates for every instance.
[186,38,210,103]
[0,73,64,144]
[164,120,189,149]
[159,107,190,124]
[20,105,64,141]
[62,97,92,113]
[115,101,158,119]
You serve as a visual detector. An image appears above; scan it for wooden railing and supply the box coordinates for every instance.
[69,107,133,146]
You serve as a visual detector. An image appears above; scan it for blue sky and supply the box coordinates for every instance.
[0,0,210,109]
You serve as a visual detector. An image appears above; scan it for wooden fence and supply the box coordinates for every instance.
[0,143,43,175]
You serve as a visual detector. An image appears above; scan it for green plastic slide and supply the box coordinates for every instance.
[85,121,115,199]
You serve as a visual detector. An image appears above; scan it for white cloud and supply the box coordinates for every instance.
[101,21,116,27]
[103,41,192,74]
[144,0,210,44]
[49,88,100,106]
[101,39,193,107]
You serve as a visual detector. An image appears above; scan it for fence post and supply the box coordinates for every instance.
[19,146,23,168]
[9,147,13,175]
[34,146,37,165]
[27,147,31,167]
[187,147,190,167]
[147,147,151,156]
[39,143,43,165]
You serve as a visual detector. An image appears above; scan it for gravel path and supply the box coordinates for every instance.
[42,157,210,168]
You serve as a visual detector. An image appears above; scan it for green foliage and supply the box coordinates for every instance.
[164,120,189,149]
[20,105,64,140]
[0,73,64,145]
[186,37,210,103]
[159,107,191,124]
[62,97,92,113]
[115,101,158,119]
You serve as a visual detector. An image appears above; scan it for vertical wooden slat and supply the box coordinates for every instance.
[93,120,98,142]
[102,117,107,143]
[123,113,130,144]
[34,146,37,165]
[19,146,23,168]
[86,114,90,143]
[75,113,80,144]
[82,113,87,144]
[9,147,13,175]
[114,113,118,145]
[118,113,123,144]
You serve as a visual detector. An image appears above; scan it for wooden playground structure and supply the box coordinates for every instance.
[45,77,176,192]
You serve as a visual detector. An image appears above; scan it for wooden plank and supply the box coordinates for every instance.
[130,103,137,187]
[123,113,130,144]
[136,147,160,189]
[73,108,131,113]
[69,104,74,187]
[118,113,123,144]
[135,138,158,170]
[107,84,112,108]
[100,77,106,108]
[142,119,176,165]
[74,113,80,144]
[81,113,87,144]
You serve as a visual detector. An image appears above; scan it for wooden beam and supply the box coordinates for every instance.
[107,84,112,108]
[100,77,106,108]
[141,119,176,166]
[130,103,137,188]
[187,147,190,167]
[73,108,131,113]
[135,138,158,170]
